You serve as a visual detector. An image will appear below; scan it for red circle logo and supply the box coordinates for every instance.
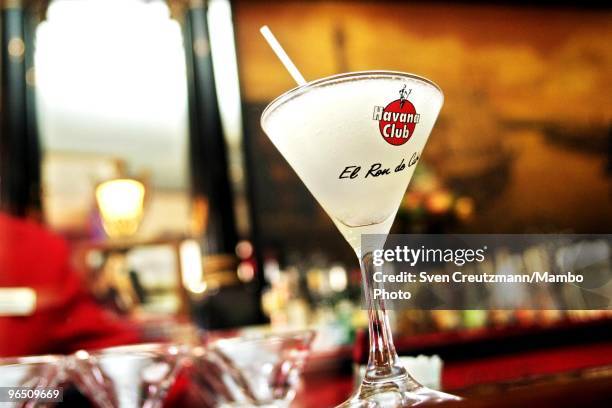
[378,99,418,146]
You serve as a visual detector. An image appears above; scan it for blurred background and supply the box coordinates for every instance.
[0,0,611,404]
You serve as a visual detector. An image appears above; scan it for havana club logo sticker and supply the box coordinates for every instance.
[373,85,420,146]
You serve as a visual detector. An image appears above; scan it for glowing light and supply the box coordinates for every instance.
[426,190,453,214]
[235,240,254,259]
[0,288,37,316]
[264,259,281,285]
[329,265,348,292]
[180,240,206,294]
[454,197,474,220]
[8,38,25,58]
[237,262,255,282]
[96,179,145,238]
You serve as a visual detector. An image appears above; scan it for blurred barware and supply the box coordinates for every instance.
[70,343,184,408]
[191,330,315,407]
[0,354,64,407]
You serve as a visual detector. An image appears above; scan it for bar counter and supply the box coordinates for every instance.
[295,359,612,408]
[292,318,612,407]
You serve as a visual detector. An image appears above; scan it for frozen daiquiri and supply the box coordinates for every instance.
[261,66,460,407]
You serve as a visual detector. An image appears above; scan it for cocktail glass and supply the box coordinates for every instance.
[0,354,64,408]
[190,330,315,407]
[261,71,459,407]
[69,343,184,408]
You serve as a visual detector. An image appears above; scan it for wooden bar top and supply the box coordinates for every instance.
[295,349,612,407]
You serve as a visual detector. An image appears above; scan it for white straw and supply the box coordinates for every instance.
[259,25,307,86]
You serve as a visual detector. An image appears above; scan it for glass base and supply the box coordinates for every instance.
[337,373,461,407]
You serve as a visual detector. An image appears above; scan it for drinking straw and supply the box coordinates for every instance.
[259,25,307,86]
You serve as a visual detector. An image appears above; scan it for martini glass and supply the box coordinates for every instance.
[69,343,184,408]
[190,330,314,407]
[261,71,459,407]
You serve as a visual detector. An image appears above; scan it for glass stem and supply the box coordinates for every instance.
[360,251,407,382]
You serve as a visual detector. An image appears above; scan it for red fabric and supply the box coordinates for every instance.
[0,213,139,357]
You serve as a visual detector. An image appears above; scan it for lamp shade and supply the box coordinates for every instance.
[95,178,145,238]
